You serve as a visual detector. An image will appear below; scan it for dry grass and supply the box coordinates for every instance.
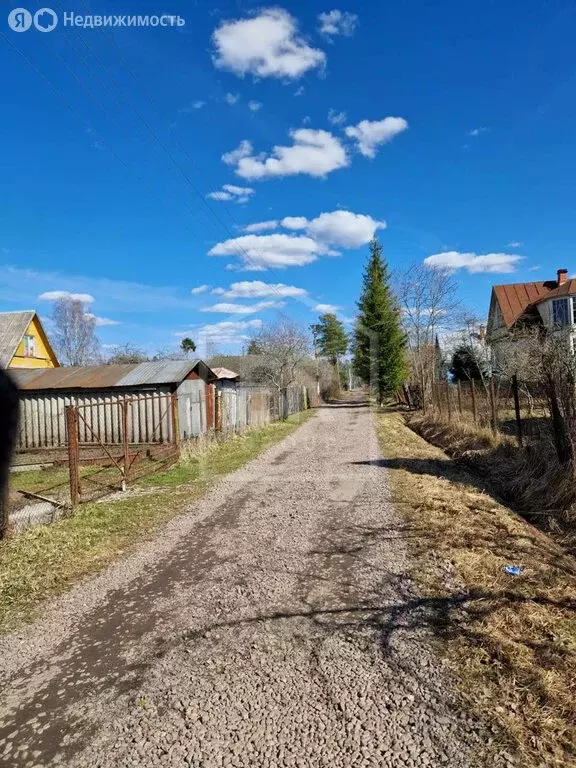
[377,411,576,768]
[0,411,313,635]
[408,413,576,547]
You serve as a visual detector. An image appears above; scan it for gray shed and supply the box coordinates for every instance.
[11,359,217,449]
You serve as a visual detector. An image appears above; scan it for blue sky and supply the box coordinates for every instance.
[2,0,576,355]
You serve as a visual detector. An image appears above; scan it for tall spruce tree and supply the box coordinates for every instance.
[353,238,407,404]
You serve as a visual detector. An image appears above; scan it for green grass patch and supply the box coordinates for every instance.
[0,410,313,635]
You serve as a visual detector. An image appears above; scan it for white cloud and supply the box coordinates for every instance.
[38,290,95,303]
[224,92,239,105]
[209,233,328,270]
[213,280,307,299]
[345,117,408,158]
[212,8,326,80]
[207,191,234,201]
[2,266,190,314]
[318,10,358,38]
[528,265,541,272]
[305,210,385,248]
[281,216,308,230]
[179,100,206,114]
[191,284,210,295]
[222,139,253,166]
[223,184,253,196]
[282,210,385,248]
[200,300,284,314]
[224,128,349,180]
[424,251,524,274]
[469,126,488,137]
[242,220,279,233]
[207,184,254,204]
[248,100,262,112]
[295,86,305,96]
[198,319,263,345]
[302,115,311,125]
[84,313,121,326]
[314,303,342,312]
[221,209,384,270]
[508,240,523,248]
[328,109,347,126]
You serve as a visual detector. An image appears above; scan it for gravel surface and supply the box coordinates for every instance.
[0,396,513,767]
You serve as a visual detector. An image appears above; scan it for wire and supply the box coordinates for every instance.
[45,0,255,255]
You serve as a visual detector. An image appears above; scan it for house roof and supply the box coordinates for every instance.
[492,277,576,329]
[9,359,216,391]
[0,311,36,368]
[211,367,240,380]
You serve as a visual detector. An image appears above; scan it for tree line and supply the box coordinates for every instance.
[49,239,478,408]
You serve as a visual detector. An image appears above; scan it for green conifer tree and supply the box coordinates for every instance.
[353,238,407,403]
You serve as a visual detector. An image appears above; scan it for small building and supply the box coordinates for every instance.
[0,311,59,369]
[211,367,240,391]
[11,359,216,450]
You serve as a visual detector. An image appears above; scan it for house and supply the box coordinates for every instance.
[486,268,575,370]
[0,311,59,369]
[11,359,217,449]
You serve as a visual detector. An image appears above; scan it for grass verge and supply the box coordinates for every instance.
[407,413,576,548]
[0,411,313,635]
[376,411,576,768]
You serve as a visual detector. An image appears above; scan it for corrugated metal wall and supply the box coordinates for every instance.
[16,388,173,450]
[15,382,308,451]
[177,379,206,439]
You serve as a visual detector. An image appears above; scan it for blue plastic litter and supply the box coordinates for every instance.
[504,565,523,576]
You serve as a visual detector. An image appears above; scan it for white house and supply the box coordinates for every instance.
[486,268,575,370]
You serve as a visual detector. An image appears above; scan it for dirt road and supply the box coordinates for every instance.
[0,396,507,767]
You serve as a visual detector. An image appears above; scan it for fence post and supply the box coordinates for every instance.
[445,381,452,421]
[66,405,79,508]
[171,393,180,446]
[120,401,129,492]
[215,390,222,432]
[471,380,478,423]
[457,380,463,418]
[489,377,498,434]
[511,375,523,447]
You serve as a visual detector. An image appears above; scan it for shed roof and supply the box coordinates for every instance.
[10,359,215,391]
[211,367,240,380]
[0,311,35,368]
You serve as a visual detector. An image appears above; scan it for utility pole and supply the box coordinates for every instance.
[310,324,320,397]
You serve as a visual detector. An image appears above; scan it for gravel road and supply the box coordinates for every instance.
[0,396,512,767]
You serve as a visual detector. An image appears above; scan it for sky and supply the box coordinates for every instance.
[1,0,576,356]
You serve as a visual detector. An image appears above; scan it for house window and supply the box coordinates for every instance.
[552,298,570,326]
[23,334,35,357]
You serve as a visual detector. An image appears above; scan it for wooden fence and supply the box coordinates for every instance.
[420,377,552,446]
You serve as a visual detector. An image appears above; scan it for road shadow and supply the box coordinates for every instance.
[350,456,494,499]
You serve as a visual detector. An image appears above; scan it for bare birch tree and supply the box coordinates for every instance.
[396,263,460,404]
[254,314,309,416]
[52,297,101,366]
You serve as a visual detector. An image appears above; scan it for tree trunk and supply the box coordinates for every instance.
[546,377,574,465]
